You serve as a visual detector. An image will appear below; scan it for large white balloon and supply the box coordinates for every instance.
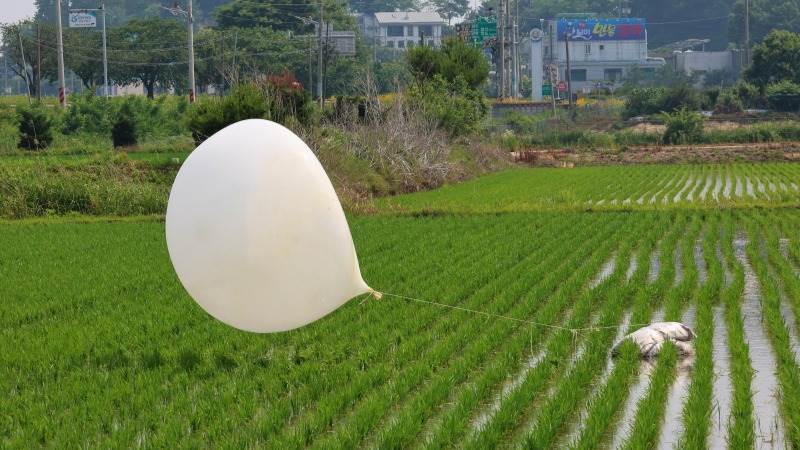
[166,119,372,333]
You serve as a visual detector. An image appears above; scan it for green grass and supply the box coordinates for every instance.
[3,162,800,447]
[377,163,800,213]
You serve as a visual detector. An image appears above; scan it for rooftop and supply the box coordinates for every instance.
[373,12,445,25]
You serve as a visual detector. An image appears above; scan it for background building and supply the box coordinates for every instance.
[672,50,744,79]
[358,12,445,49]
[541,17,664,92]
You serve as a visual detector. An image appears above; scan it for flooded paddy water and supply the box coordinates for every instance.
[734,237,786,449]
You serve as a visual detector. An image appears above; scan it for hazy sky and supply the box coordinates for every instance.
[1,0,36,25]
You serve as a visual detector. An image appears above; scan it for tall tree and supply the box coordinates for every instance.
[428,0,468,25]
[406,37,489,90]
[349,0,419,14]
[0,21,57,98]
[108,18,187,98]
[729,0,800,46]
[64,28,105,89]
[215,0,352,32]
[744,29,800,88]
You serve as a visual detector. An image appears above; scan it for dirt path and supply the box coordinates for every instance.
[513,142,800,166]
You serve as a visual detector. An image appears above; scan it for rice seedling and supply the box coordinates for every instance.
[4,162,800,448]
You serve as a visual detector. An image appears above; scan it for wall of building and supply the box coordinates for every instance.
[674,51,733,74]
[378,24,442,48]
[540,18,664,92]
[553,40,648,63]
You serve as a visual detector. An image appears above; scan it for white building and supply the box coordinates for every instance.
[541,18,664,92]
[358,12,445,49]
[673,50,744,77]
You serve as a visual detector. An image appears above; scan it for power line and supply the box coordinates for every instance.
[19,30,317,59]
[26,38,310,66]
[647,15,728,25]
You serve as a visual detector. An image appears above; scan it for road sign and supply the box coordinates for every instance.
[557,81,567,92]
[542,83,552,96]
[69,10,97,28]
[471,16,497,44]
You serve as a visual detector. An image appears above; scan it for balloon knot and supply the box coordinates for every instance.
[369,289,383,300]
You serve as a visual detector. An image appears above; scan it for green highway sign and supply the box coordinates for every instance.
[542,83,552,96]
[471,16,497,43]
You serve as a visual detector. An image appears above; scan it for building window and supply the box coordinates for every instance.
[407,40,415,48]
[387,41,395,48]
[599,44,605,51]
[419,25,433,36]
[584,44,591,54]
[397,40,405,48]
[570,69,587,82]
[604,68,623,82]
[387,25,403,37]
[406,26,414,36]
[427,39,434,46]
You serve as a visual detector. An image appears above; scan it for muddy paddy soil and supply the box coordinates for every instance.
[513,142,800,166]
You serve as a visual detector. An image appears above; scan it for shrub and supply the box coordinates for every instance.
[734,81,763,108]
[408,75,487,136]
[62,92,112,135]
[766,80,800,112]
[702,88,720,110]
[500,129,522,151]
[624,87,664,118]
[187,82,314,144]
[662,108,704,144]
[715,89,744,114]
[17,103,54,150]
[112,102,138,148]
[187,83,268,144]
[624,84,701,118]
[502,111,546,134]
[658,84,701,113]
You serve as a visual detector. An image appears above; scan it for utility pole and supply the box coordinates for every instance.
[55,0,67,107]
[17,27,32,104]
[323,21,330,100]
[317,1,324,107]
[188,0,196,102]
[232,29,239,85]
[565,32,573,109]
[498,0,505,98]
[101,3,109,97]
[308,34,313,94]
[36,23,41,101]
[512,16,518,97]
[512,0,520,98]
[744,0,750,66]
[2,49,6,96]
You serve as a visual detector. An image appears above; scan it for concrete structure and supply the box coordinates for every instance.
[541,17,664,93]
[313,23,356,56]
[357,12,445,49]
[673,50,744,77]
[530,28,544,101]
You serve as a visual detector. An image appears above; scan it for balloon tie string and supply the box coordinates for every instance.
[376,292,630,333]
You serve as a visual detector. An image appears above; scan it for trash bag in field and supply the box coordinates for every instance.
[612,322,694,358]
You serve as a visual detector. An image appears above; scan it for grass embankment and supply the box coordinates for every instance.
[0,136,508,218]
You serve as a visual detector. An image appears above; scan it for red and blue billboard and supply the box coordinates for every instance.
[556,18,646,41]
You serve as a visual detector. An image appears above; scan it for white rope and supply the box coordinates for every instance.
[374,291,644,333]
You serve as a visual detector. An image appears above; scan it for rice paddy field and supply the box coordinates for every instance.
[3,162,800,449]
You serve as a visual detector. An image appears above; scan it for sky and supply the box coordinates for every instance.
[1,0,37,25]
